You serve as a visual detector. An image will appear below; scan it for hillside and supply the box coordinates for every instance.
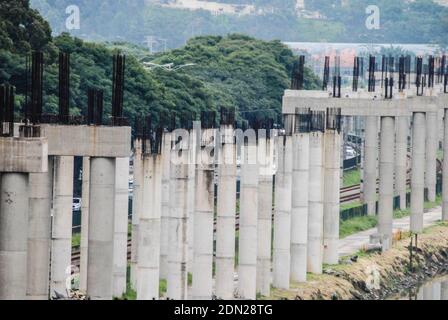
[30,0,448,50]
[1,1,320,128]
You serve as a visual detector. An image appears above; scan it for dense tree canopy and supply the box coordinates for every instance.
[1,1,320,128]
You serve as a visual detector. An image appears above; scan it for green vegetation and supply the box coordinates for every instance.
[1,1,321,129]
[343,168,361,188]
[71,232,81,248]
[340,215,378,239]
[30,0,448,49]
[340,194,443,238]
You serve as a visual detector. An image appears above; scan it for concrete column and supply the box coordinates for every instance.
[323,129,341,265]
[187,128,197,272]
[167,137,189,300]
[27,157,54,300]
[160,133,171,279]
[363,116,378,216]
[307,131,324,274]
[192,128,215,300]
[137,153,162,300]
[256,136,274,297]
[238,139,258,300]
[378,117,395,250]
[291,133,309,283]
[0,173,29,300]
[441,280,448,300]
[411,113,426,234]
[130,140,143,289]
[395,117,408,210]
[425,111,438,202]
[80,157,90,292]
[87,157,116,300]
[215,125,237,299]
[50,156,74,297]
[442,109,448,221]
[273,135,293,288]
[113,157,130,298]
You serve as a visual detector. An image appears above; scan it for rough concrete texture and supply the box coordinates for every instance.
[87,157,116,300]
[0,137,48,173]
[307,132,324,274]
[80,157,90,292]
[160,133,171,280]
[137,154,162,300]
[27,157,54,300]
[256,136,274,297]
[377,117,395,250]
[215,125,237,299]
[41,125,131,157]
[0,173,29,300]
[113,157,130,298]
[192,129,215,300]
[291,133,309,283]
[238,141,259,300]
[363,116,378,216]
[50,156,74,298]
[411,113,426,233]
[273,135,293,289]
[323,130,341,265]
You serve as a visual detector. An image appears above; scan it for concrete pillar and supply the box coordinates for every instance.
[441,280,448,300]
[323,129,341,265]
[215,124,237,299]
[192,128,215,300]
[273,134,293,289]
[27,157,54,300]
[363,116,378,216]
[256,136,274,296]
[425,111,438,202]
[238,139,258,300]
[167,136,189,300]
[377,117,395,250]
[411,113,426,234]
[442,109,448,221]
[87,157,116,300]
[187,128,197,272]
[160,133,171,279]
[50,156,74,297]
[137,153,162,300]
[395,117,408,210]
[307,131,324,274]
[80,157,90,292]
[130,140,143,289]
[113,157,129,298]
[0,173,29,300]
[291,132,309,283]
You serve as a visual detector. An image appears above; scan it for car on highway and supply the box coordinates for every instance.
[72,198,81,211]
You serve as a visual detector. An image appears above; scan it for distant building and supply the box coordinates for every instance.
[146,0,256,16]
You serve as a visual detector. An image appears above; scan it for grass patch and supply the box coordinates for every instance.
[72,233,81,248]
[339,215,378,239]
[343,168,361,187]
[340,200,362,211]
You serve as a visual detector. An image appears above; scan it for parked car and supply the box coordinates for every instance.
[72,198,81,211]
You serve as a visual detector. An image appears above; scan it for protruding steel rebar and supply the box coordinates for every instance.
[399,56,406,92]
[59,52,70,124]
[87,88,104,126]
[294,108,311,133]
[112,54,126,126]
[428,56,435,88]
[326,108,342,133]
[352,57,360,92]
[323,56,330,91]
[310,110,325,133]
[220,107,235,126]
[368,55,376,92]
[0,84,15,137]
[416,57,424,96]
[30,51,44,124]
[201,111,216,129]
[291,55,305,90]
[332,56,341,98]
